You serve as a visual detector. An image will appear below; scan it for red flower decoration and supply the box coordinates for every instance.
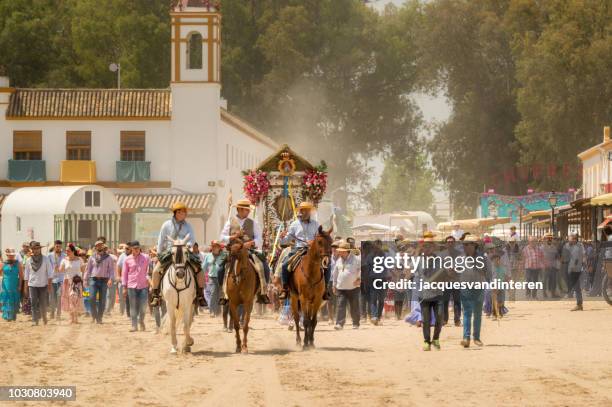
[243,170,270,205]
[302,169,328,205]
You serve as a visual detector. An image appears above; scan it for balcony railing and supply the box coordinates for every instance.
[116,161,151,183]
[8,159,47,182]
[60,160,96,183]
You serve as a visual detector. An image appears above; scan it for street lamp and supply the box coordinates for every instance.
[548,191,558,236]
[109,63,121,89]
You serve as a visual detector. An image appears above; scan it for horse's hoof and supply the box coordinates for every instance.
[241,347,249,354]
[235,347,241,353]
[288,325,294,331]
[186,338,194,347]
[183,346,191,353]
[170,347,178,354]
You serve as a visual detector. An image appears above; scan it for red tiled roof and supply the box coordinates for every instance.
[6,89,171,119]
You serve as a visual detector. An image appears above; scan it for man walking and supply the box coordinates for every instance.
[521,236,545,299]
[415,233,445,351]
[541,234,560,298]
[202,240,225,317]
[116,242,132,317]
[333,241,361,330]
[122,241,150,331]
[440,236,462,326]
[566,234,585,311]
[368,240,388,325]
[24,241,53,326]
[47,240,65,320]
[84,240,115,324]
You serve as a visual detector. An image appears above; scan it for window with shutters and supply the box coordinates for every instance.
[66,131,91,160]
[13,131,42,160]
[120,131,145,161]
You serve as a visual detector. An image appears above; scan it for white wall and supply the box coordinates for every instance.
[169,83,220,194]
[207,119,276,239]
[582,154,601,198]
[1,213,55,251]
[0,119,171,182]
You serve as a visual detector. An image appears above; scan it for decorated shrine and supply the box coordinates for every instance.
[242,144,328,252]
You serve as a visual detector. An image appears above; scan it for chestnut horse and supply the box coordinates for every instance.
[290,226,333,349]
[226,237,258,353]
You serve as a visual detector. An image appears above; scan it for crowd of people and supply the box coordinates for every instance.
[0,204,605,353]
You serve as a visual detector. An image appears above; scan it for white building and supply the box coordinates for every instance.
[0,1,278,248]
[578,126,612,198]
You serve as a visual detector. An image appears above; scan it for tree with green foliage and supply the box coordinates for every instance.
[366,151,434,214]
[511,0,612,190]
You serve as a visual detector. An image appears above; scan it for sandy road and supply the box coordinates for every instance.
[1,300,611,407]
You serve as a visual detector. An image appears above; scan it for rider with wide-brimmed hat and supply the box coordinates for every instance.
[150,202,206,307]
[278,201,331,300]
[218,198,271,304]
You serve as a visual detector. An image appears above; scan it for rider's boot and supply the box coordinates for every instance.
[322,281,331,301]
[195,282,207,307]
[150,289,161,307]
[257,293,271,304]
[278,284,289,300]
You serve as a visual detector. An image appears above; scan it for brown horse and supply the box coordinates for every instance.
[226,237,258,353]
[290,225,333,349]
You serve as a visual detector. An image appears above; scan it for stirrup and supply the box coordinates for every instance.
[196,295,207,307]
[218,297,228,305]
[278,288,289,300]
[150,295,160,307]
[257,294,271,304]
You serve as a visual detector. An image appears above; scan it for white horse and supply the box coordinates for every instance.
[161,235,196,354]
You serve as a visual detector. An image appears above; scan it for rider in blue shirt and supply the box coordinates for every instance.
[279,201,330,299]
[150,202,206,307]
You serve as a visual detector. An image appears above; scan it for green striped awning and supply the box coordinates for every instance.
[54,213,121,248]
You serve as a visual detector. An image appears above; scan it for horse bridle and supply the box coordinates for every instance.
[166,244,193,309]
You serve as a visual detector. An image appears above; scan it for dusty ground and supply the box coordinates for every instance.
[1,300,611,407]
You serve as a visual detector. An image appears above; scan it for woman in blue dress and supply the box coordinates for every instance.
[0,248,23,321]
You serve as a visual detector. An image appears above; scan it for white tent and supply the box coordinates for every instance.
[1,185,121,250]
[352,211,437,238]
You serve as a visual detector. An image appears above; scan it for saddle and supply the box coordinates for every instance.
[287,247,308,274]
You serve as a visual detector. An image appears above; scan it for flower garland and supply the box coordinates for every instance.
[243,170,270,205]
[302,161,328,205]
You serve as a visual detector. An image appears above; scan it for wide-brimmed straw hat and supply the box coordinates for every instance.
[422,231,436,243]
[462,235,480,244]
[29,241,41,249]
[4,248,16,256]
[236,199,252,210]
[171,201,188,212]
[336,241,351,252]
[298,201,314,210]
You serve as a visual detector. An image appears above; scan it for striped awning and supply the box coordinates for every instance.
[116,193,215,216]
[590,193,612,206]
[54,213,121,249]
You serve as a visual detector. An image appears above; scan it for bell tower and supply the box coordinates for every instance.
[169,0,222,193]
[171,0,221,83]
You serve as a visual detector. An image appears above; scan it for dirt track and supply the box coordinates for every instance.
[1,300,611,407]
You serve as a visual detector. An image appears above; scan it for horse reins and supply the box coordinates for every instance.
[166,244,194,309]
